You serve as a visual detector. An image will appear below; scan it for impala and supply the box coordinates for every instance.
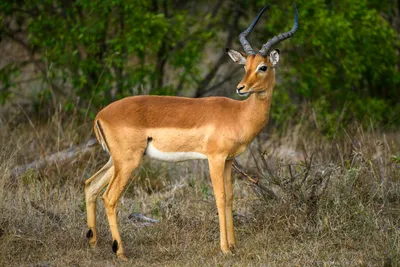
[84,4,298,260]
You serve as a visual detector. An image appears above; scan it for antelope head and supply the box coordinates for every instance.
[227,4,299,97]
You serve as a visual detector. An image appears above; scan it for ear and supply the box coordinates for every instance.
[226,48,246,65]
[269,49,280,66]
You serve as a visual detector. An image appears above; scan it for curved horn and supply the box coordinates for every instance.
[239,5,269,55]
[259,3,299,57]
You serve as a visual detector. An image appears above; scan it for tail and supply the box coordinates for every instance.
[94,119,110,154]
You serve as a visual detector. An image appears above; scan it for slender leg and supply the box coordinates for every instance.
[102,155,141,261]
[224,159,235,250]
[85,158,114,247]
[208,156,229,253]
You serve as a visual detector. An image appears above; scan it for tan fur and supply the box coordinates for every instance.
[238,54,276,95]
[85,53,277,260]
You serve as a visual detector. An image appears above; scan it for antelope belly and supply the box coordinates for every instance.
[144,142,207,162]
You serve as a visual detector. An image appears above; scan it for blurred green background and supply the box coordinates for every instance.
[1,0,399,135]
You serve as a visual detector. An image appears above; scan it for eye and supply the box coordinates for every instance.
[258,66,267,72]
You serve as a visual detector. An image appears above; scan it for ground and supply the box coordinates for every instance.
[0,115,399,266]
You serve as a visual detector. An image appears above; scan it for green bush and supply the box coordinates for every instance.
[0,0,219,109]
[1,0,399,133]
[263,0,400,133]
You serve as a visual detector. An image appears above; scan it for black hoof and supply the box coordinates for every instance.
[112,240,118,253]
[86,229,93,239]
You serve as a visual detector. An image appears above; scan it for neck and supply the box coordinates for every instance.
[240,87,274,143]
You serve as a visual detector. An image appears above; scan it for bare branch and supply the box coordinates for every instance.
[12,139,97,176]
[232,159,279,201]
[233,159,258,184]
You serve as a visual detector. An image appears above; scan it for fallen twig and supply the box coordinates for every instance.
[12,138,97,176]
[128,213,159,227]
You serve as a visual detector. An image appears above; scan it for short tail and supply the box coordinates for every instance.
[94,120,110,154]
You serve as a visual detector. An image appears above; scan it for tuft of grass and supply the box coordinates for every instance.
[0,110,399,266]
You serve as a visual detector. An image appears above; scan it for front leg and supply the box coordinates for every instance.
[224,159,235,250]
[208,156,229,253]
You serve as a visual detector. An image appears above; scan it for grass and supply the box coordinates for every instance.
[0,111,399,266]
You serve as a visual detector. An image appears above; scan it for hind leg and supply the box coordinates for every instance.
[85,158,114,247]
[102,153,142,260]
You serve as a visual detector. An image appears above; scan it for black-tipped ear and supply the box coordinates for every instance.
[275,49,280,55]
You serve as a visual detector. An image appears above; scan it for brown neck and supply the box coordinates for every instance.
[240,87,274,143]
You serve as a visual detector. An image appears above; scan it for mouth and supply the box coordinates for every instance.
[237,90,250,97]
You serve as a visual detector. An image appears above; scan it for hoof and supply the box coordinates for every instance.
[221,246,231,254]
[89,239,97,248]
[87,229,97,248]
[117,253,128,261]
[112,240,118,253]
[222,250,234,256]
[113,241,128,261]
[229,244,236,252]
[86,229,93,239]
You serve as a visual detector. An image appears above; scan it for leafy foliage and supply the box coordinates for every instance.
[1,0,400,132]
[260,0,400,133]
[0,0,220,109]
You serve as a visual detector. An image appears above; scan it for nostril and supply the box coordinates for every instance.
[237,85,245,91]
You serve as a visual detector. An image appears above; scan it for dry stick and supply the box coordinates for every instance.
[299,153,314,187]
[249,145,263,174]
[12,138,97,176]
[233,159,279,201]
[260,150,280,185]
[232,159,258,184]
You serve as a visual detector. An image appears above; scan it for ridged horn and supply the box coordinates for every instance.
[239,5,269,55]
[258,3,299,57]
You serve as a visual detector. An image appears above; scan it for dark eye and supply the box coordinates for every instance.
[259,66,267,72]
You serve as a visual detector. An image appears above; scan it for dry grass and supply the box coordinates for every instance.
[0,111,399,266]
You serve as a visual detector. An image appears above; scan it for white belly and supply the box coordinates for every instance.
[144,142,207,162]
